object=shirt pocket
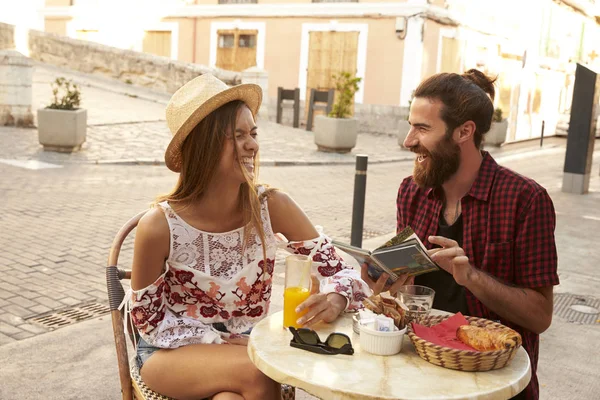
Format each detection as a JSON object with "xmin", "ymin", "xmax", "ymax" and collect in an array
[{"xmin": 481, "ymin": 241, "xmax": 514, "ymax": 283}]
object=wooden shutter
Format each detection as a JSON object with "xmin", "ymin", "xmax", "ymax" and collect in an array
[
  {"xmin": 306, "ymin": 31, "xmax": 359, "ymax": 117},
  {"xmin": 216, "ymin": 29, "xmax": 258, "ymax": 72},
  {"xmin": 143, "ymin": 31, "xmax": 172, "ymax": 58}
]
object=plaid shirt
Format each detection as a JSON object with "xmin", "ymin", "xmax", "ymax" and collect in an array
[{"xmin": 397, "ymin": 152, "xmax": 559, "ymax": 400}]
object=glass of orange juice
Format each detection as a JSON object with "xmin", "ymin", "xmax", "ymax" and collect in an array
[{"xmin": 283, "ymin": 254, "xmax": 313, "ymax": 329}]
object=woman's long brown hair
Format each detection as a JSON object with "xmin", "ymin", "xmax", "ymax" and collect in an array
[{"xmin": 155, "ymin": 100, "xmax": 271, "ymax": 262}]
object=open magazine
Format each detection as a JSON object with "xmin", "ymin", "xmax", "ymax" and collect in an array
[{"xmin": 332, "ymin": 227, "xmax": 439, "ymax": 285}]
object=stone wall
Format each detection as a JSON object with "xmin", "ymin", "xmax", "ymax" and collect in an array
[
  {"xmin": 0, "ymin": 22, "xmax": 15, "ymax": 50},
  {"xmin": 0, "ymin": 22, "xmax": 240, "ymax": 93},
  {"xmin": 268, "ymin": 100, "xmax": 408, "ymax": 137}
]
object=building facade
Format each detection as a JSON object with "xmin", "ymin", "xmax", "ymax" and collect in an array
[{"xmin": 38, "ymin": 0, "xmax": 600, "ymax": 141}]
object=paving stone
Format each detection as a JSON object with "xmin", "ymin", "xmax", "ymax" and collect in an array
[
  {"xmin": 0, "ymin": 323, "xmax": 22, "ymax": 336},
  {"xmin": 8, "ymin": 297, "xmax": 38, "ymax": 309},
  {"xmin": 11, "ymin": 331, "xmax": 35, "ymax": 340},
  {"xmin": 0, "ymin": 332, "xmax": 16, "ymax": 346},
  {"xmin": 0, "ymin": 313, "xmax": 25, "ymax": 326},
  {"xmin": 4, "ymin": 304, "xmax": 35, "ymax": 318},
  {"xmin": 29, "ymin": 304, "xmax": 52, "ymax": 315},
  {"xmin": 0, "ymin": 289, "xmax": 15, "ymax": 299},
  {"xmin": 59, "ymin": 297, "xmax": 82, "ymax": 307},
  {"xmin": 34, "ymin": 297, "xmax": 65, "ymax": 309},
  {"xmin": 17, "ymin": 323, "xmax": 48, "ymax": 335}
]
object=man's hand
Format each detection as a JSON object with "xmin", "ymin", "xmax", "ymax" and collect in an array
[
  {"xmin": 428, "ymin": 236, "xmax": 478, "ymax": 286},
  {"xmin": 295, "ymin": 292, "xmax": 347, "ymax": 328},
  {"xmin": 360, "ymin": 263, "xmax": 414, "ymax": 296}
]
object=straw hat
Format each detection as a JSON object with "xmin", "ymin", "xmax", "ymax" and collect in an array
[{"xmin": 164, "ymin": 73, "xmax": 262, "ymax": 172}]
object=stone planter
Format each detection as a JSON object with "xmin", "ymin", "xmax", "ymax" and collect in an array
[
  {"xmin": 37, "ymin": 108, "xmax": 87, "ymax": 152},
  {"xmin": 397, "ymin": 120, "xmax": 411, "ymax": 147},
  {"xmin": 313, "ymin": 115, "xmax": 358, "ymax": 153},
  {"xmin": 486, "ymin": 119, "xmax": 508, "ymax": 147}
]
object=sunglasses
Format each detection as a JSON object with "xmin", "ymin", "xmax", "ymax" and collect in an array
[{"xmin": 289, "ymin": 327, "xmax": 354, "ymax": 355}]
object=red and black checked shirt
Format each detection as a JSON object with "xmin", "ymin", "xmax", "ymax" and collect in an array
[{"xmin": 396, "ymin": 152, "xmax": 559, "ymax": 400}]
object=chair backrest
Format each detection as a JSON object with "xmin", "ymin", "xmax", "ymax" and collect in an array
[
  {"xmin": 106, "ymin": 210, "xmax": 148, "ymax": 400},
  {"xmin": 306, "ymin": 88, "xmax": 335, "ymax": 131},
  {"xmin": 276, "ymin": 87, "xmax": 300, "ymax": 128}
]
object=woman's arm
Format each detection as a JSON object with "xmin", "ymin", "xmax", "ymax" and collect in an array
[
  {"xmin": 268, "ymin": 190, "xmax": 318, "ymax": 241},
  {"xmin": 131, "ymin": 207, "xmax": 170, "ymax": 290},
  {"xmin": 128, "ymin": 208, "xmax": 172, "ymax": 342},
  {"xmin": 268, "ymin": 191, "xmax": 371, "ymax": 326}
]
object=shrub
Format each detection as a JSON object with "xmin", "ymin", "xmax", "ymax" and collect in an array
[
  {"xmin": 47, "ymin": 77, "xmax": 81, "ymax": 110},
  {"xmin": 493, "ymin": 107, "xmax": 503, "ymax": 122},
  {"xmin": 328, "ymin": 72, "xmax": 362, "ymax": 119}
]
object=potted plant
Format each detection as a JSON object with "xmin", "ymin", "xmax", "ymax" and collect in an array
[
  {"xmin": 37, "ymin": 77, "xmax": 87, "ymax": 152},
  {"xmin": 398, "ymin": 91, "xmax": 414, "ymax": 147},
  {"xmin": 485, "ymin": 107, "xmax": 508, "ymax": 146},
  {"xmin": 313, "ymin": 72, "xmax": 362, "ymax": 153}
]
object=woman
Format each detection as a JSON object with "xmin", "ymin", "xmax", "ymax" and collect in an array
[{"xmin": 126, "ymin": 74, "xmax": 371, "ymax": 400}]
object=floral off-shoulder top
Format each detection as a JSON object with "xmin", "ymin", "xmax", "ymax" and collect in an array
[{"xmin": 121, "ymin": 186, "xmax": 372, "ymax": 349}]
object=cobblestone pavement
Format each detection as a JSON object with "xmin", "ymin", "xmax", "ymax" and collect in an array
[
  {"xmin": 1, "ymin": 62, "xmax": 600, "ymax": 400},
  {"xmin": 3, "ymin": 63, "xmax": 532, "ymax": 167},
  {"xmin": 1, "ymin": 145, "xmax": 599, "ymax": 346},
  {"xmin": 0, "ymin": 63, "xmax": 410, "ymax": 166}
]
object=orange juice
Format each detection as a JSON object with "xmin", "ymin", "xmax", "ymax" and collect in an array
[{"xmin": 283, "ymin": 286, "xmax": 311, "ymax": 328}]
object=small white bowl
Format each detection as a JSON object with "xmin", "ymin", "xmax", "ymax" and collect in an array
[
  {"xmin": 352, "ymin": 313, "xmax": 361, "ymax": 335},
  {"xmin": 359, "ymin": 324, "xmax": 407, "ymax": 356}
]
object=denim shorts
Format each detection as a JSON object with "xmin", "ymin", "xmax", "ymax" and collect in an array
[{"xmin": 135, "ymin": 323, "xmax": 253, "ymax": 370}]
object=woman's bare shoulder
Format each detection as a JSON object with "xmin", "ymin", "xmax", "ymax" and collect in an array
[
  {"xmin": 265, "ymin": 189, "xmax": 293, "ymax": 206},
  {"xmin": 136, "ymin": 207, "xmax": 170, "ymax": 246},
  {"xmin": 266, "ymin": 190, "xmax": 317, "ymax": 240}
]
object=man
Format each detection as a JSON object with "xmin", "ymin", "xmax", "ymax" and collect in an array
[{"xmin": 361, "ymin": 69, "xmax": 558, "ymax": 400}]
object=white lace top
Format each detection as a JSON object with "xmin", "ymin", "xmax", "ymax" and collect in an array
[{"xmin": 122, "ymin": 186, "xmax": 371, "ymax": 349}]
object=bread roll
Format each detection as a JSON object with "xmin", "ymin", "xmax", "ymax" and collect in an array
[{"xmin": 456, "ymin": 325, "xmax": 522, "ymax": 351}]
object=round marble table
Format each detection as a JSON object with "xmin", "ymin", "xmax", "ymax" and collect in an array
[{"xmin": 248, "ymin": 310, "xmax": 531, "ymax": 400}]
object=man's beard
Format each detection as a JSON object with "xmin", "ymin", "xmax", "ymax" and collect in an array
[{"xmin": 411, "ymin": 134, "xmax": 461, "ymax": 188}]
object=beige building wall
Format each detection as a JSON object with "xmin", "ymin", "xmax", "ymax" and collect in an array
[
  {"xmin": 44, "ymin": 18, "xmax": 70, "ymax": 36},
  {"xmin": 190, "ymin": 16, "xmax": 403, "ymax": 105},
  {"xmin": 421, "ymin": 20, "xmax": 442, "ymax": 79},
  {"xmin": 166, "ymin": 18, "xmax": 195, "ymax": 63},
  {"xmin": 362, "ymin": 17, "xmax": 403, "ymax": 105},
  {"xmin": 44, "ymin": 0, "xmax": 71, "ymax": 6}
]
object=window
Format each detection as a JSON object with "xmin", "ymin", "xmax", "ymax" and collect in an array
[
  {"xmin": 216, "ymin": 29, "xmax": 258, "ymax": 71},
  {"xmin": 218, "ymin": 34, "xmax": 235, "ymax": 48},
  {"xmin": 238, "ymin": 34, "xmax": 256, "ymax": 48}
]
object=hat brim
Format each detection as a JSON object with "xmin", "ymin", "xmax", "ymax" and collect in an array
[{"xmin": 165, "ymin": 83, "xmax": 262, "ymax": 172}]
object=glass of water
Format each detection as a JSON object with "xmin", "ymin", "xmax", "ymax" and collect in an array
[{"xmin": 396, "ymin": 285, "xmax": 435, "ymax": 324}]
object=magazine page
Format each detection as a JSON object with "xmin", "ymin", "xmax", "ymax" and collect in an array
[
  {"xmin": 372, "ymin": 243, "xmax": 439, "ymax": 277},
  {"xmin": 331, "ymin": 240, "xmax": 397, "ymax": 284}
]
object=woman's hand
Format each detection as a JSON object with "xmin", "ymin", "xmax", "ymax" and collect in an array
[
  {"xmin": 224, "ymin": 335, "xmax": 249, "ymax": 346},
  {"xmin": 295, "ymin": 292, "xmax": 347, "ymax": 328},
  {"xmin": 360, "ymin": 263, "xmax": 414, "ymax": 296}
]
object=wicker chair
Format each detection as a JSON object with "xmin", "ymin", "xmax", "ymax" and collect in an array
[{"xmin": 106, "ymin": 211, "xmax": 295, "ymax": 400}]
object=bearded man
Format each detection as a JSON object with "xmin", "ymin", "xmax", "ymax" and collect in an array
[{"xmin": 361, "ymin": 69, "xmax": 558, "ymax": 400}]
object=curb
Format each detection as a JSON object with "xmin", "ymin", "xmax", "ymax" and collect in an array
[{"xmin": 28, "ymin": 143, "xmax": 565, "ymax": 168}]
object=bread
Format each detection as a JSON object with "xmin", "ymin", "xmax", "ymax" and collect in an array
[{"xmin": 456, "ymin": 325, "xmax": 522, "ymax": 351}]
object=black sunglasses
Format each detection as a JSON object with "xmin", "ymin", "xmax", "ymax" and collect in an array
[{"xmin": 289, "ymin": 327, "xmax": 354, "ymax": 355}]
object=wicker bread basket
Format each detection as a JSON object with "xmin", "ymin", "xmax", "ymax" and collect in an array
[{"xmin": 407, "ymin": 315, "xmax": 522, "ymax": 372}]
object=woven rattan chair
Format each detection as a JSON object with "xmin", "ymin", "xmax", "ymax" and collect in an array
[{"xmin": 106, "ymin": 210, "xmax": 295, "ymax": 400}]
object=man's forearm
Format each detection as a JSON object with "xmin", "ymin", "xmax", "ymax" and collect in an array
[{"xmin": 466, "ymin": 269, "xmax": 552, "ymax": 334}]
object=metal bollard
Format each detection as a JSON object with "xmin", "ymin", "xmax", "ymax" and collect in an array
[
  {"xmin": 540, "ymin": 120, "xmax": 545, "ymax": 147},
  {"xmin": 350, "ymin": 155, "xmax": 368, "ymax": 248}
]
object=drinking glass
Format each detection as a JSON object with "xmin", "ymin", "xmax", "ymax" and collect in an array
[
  {"xmin": 396, "ymin": 285, "xmax": 435, "ymax": 324},
  {"xmin": 283, "ymin": 255, "xmax": 313, "ymax": 328}
]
